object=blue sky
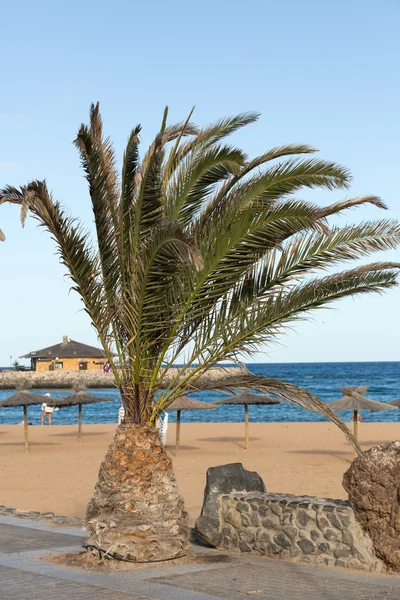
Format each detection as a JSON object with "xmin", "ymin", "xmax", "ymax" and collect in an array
[{"xmin": 0, "ymin": 0, "xmax": 399, "ymax": 365}]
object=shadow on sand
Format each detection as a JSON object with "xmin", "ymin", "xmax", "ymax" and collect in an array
[
  {"xmin": 166, "ymin": 445, "xmax": 198, "ymax": 452},
  {"xmin": 198, "ymin": 436, "xmax": 261, "ymax": 443},
  {"xmin": 286, "ymin": 449, "xmax": 353, "ymax": 464},
  {"xmin": 49, "ymin": 431, "xmax": 109, "ymax": 438},
  {"xmin": 361, "ymin": 440, "xmax": 395, "ymax": 446},
  {"xmin": 198, "ymin": 436, "xmax": 261, "ymax": 449},
  {"xmin": 0, "ymin": 441, "xmax": 60, "ymax": 447}
]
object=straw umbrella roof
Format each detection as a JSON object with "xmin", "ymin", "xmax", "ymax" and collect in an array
[
  {"xmin": 330, "ymin": 387, "xmax": 397, "ymax": 412},
  {"xmin": 168, "ymin": 396, "xmax": 217, "ymax": 411},
  {"xmin": 47, "ymin": 389, "xmax": 114, "ymax": 442},
  {"xmin": 217, "ymin": 392, "xmax": 280, "ymax": 450},
  {"xmin": 47, "ymin": 390, "xmax": 114, "ymax": 407},
  {"xmin": 217, "ymin": 392, "xmax": 281, "ymax": 406},
  {"xmin": 0, "ymin": 388, "xmax": 45, "ymax": 453},
  {"xmin": 167, "ymin": 396, "xmax": 217, "ymax": 454},
  {"xmin": 389, "ymin": 398, "xmax": 400, "ymax": 408},
  {"xmin": 0, "ymin": 390, "xmax": 45, "ymax": 407}
]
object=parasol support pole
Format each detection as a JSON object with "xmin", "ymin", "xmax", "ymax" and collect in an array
[
  {"xmin": 176, "ymin": 410, "xmax": 181, "ymax": 454},
  {"xmin": 78, "ymin": 404, "xmax": 82, "ymax": 442},
  {"xmin": 353, "ymin": 410, "xmax": 358, "ymax": 455},
  {"xmin": 353, "ymin": 410, "xmax": 358, "ymax": 440},
  {"xmin": 245, "ymin": 405, "xmax": 249, "ymax": 449},
  {"xmin": 23, "ymin": 406, "xmax": 29, "ymax": 453}
]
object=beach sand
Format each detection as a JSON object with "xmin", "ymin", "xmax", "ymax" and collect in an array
[{"xmin": 0, "ymin": 422, "xmax": 398, "ymax": 525}]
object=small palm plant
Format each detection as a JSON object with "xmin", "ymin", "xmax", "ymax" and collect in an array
[{"xmin": 1, "ymin": 104, "xmax": 399, "ymax": 562}]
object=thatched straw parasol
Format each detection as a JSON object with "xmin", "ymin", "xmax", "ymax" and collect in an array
[
  {"xmin": 168, "ymin": 396, "xmax": 218, "ymax": 454},
  {"xmin": 217, "ymin": 392, "xmax": 281, "ymax": 449},
  {"xmin": 389, "ymin": 398, "xmax": 400, "ymax": 408},
  {"xmin": 330, "ymin": 386, "xmax": 397, "ymax": 443},
  {"xmin": 0, "ymin": 386, "xmax": 45, "ymax": 452},
  {"xmin": 48, "ymin": 389, "xmax": 114, "ymax": 441}
]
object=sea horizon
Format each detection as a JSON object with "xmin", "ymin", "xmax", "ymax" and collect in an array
[
  {"xmin": 0, "ymin": 361, "xmax": 398, "ymax": 426},
  {"xmin": 2, "ymin": 360, "xmax": 400, "ymax": 370}
]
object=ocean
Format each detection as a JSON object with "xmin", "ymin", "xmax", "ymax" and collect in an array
[{"xmin": 0, "ymin": 362, "xmax": 399, "ymax": 426}]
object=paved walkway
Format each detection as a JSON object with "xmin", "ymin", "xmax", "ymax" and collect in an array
[{"xmin": 1, "ymin": 516, "xmax": 400, "ymax": 600}]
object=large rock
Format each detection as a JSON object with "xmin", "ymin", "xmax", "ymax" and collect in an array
[
  {"xmin": 195, "ymin": 463, "xmax": 266, "ymax": 546},
  {"xmin": 343, "ymin": 441, "xmax": 400, "ymax": 570}
]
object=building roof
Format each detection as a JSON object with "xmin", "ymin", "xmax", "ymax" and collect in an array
[{"xmin": 20, "ymin": 337, "xmax": 106, "ymax": 359}]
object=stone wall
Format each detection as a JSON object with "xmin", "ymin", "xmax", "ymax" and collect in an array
[
  {"xmin": 219, "ymin": 492, "xmax": 384, "ymax": 573},
  {"xmin": 0, "ymin": 366, "xmax": 245, "ymax": 389}
]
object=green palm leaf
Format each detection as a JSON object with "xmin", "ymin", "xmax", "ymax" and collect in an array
[{"xmin": 2, "ymin": 104, "xmax": 400, "ymax": 455}]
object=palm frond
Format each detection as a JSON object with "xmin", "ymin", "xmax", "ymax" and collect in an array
[
  {"xmin": 156, "ymin": 371, "xmax": 360, "ymax": 452},
  {"xmin": 197, "ymin": 154, "xmax": 350, "ymax": 232},
  {"xmin": 74, "ymin": 103, "xmax": 120, "ymax": 303},
  {"xmin": 165, "ymin": 144, "xmax": 246, "ymax": 224},
  {"xmin": 0, "ymin": 181, "xmax": 115, "ymax": 362},
  {"xmin": 2, "ymin": 104, "xmax": 400, "ymax": 437},
  {"xmin": 318, "ymin": 195, "xmax": 387, "ymax": 218},
  {"xmin": 209, "ymin": 263, "xmax": 400, "ymax": 361},
  {"xmin": 237, "ymin": 220, "xmax": 400, "ymax": 299}
]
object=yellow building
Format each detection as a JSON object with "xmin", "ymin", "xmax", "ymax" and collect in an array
[{"xmin": 21, "ymin": 336, "xmax": 106, "ymax": 371}]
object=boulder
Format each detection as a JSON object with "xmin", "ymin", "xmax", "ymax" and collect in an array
[
  {"xmin": 343, "ymin": 441, "xmax": 400, "ymax": 570},
  {"xmin": 195, "ymin": 463, "xmax": 266, "ymax": 546}
]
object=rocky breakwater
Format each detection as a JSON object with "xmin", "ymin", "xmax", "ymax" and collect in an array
[
  {"xmin": 0, "ymin": 366, "xmax": 246, "ymax": 390},
  {"xmin": 0, "ymin": 370, "xmax": 116, "ymax": 389}
]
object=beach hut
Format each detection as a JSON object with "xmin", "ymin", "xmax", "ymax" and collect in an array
[
  {"xmin": 0, "ymin": 390, "xmax": 45, "ymax": 452},
  {"xmin": 217, "ymin": 392, "xmax": 281, "ymax": 449},
  {"xmin": 168, "ymin": 396, "xmax": 218, "ymax": 454},
  {"xmin": 329, "ymin": 386, "xmax": 397, "ymax": 443},
  {"xmin": 48, "ymin": 390, "xmax": 114, "ymax": 441}
]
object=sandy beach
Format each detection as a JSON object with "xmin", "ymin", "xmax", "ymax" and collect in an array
[{"xmin": 0, "ymin": 422, "xmax": 398, "ymax": 525}]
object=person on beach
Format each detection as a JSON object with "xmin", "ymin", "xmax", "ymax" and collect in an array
[
  {"xmin": 41, "ymin": 393, "xmax": 55, "ymax": 425},
  {"xmin": 352, "ymin": 412, "xmax": 362, "ymax": 423},
  {"xmin": 103, "ymin": 361, "xmax": 110, "ymax": 375}
]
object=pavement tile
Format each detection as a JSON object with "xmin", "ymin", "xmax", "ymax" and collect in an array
[
  {"xmin": 152, "ymin": 561, "xmax": 400, "ymax": 600},
  {"xmin": 0, "ymin": 522, "xmax": 85, "ymax": 554},
  {"xmin": 2, "ymin": 520, "xmax": 400, "ymax": 600},
  {"xmin": 0, "ymin": 565, "xmax": 156, "ymax": 600}
]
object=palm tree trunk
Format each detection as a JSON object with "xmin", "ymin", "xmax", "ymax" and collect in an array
[{"xmin": 85, "ymin": 424, "xmax": 189, "ymax": 562}]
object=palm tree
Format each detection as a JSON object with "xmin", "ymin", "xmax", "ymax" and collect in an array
[{"xmin": 1, "ymin": 104, "xmax": 400, "ymax": 562}]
